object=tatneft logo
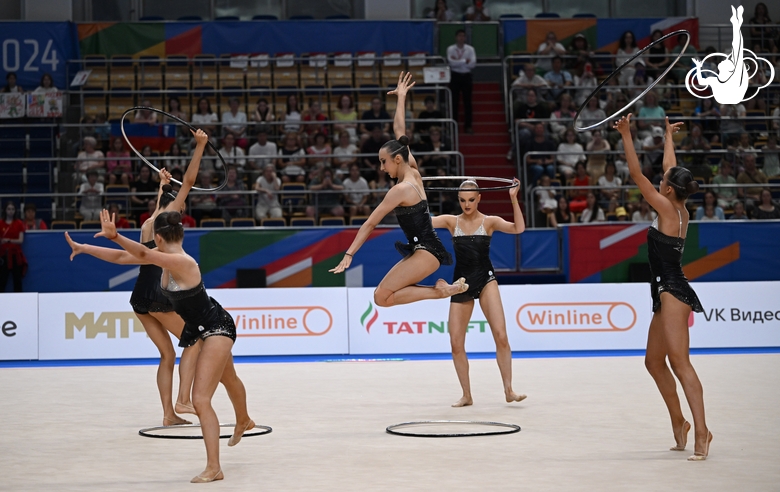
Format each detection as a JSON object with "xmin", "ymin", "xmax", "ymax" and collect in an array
[
  {"xmin": 359, "ymin": 302, "xmax": 491, "ymax": 335},
  {"xmin": 65, "ymin": 312, "xmax": 146, "ymax": 339},
  {"xmin": 228, "ymin": 306, "xmax": 333, "ymax": 337},
  {"xmin": 516, "ymin": 302, "xmax": 637, "ymax": 333},
  {"xmin": 685, "ymin": 5, "xmax": 775, "ymax": 104}
]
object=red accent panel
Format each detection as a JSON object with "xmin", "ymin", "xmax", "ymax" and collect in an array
[
  {"xmin": 568, "ymin": 225, "xmax": 648, "ymax": 283},
  {"xmin": 165, "ymin": 26, "xmax": 202, "ymax": 57}
]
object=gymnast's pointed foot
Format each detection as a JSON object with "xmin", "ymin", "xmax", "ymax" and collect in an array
[
  {"xmin": 670, "ymin": 420, "xmax": 691, "ymax": 451},
  {"xmin": 688, "ymin": 431, "xmax": 713, "ymax": 461},
  {"xmin": 228, "ymin": 419, "xmax": 255, "ymax": 447},
  {"xmin": 190, "ymin": 468, "xmax": 223, "ymax": 483},
  {"xmin": 176, "ymin": 401, "xmax": 196, "ymax": 415},
  {"xmin": 163, "ymin": 414, "xmax": 192, "ymax": 426},
  {"xmin": 435, "ymin": 278, "xmax": 469, "ymax": 298},
  {"xmin": 452, "ymin": 395, "xmax": 473, "ymax": 407},
  {"xmin": 505, "ymin": 391, "xmax": 527, "ymax": 404}
]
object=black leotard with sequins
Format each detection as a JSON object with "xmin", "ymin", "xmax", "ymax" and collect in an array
[
  {"xmin": 129, "ymin": 240, "xmax": 174, "ymax": 315},
  {"xmin": 393, "ymin": 182, "xmax": 452, "ymax": 266},
  {"xmin": 161, "ymin": 278, "xmax": 237, "ymax": 348},
  {"xmin": 450, "ymin": 216, "xmax": 496, "ymax": 303}
]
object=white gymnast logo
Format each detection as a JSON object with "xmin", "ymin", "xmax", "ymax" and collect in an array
[{"xmin": 685, "ymin": 5, "xmax": 775, "ymax": 104}]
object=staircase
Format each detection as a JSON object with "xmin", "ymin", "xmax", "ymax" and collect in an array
[{"xmin": 457, "ymin": 81, "xmax": 517, "ymax": 218}]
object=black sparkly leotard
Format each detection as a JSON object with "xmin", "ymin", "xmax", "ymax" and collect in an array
[
  {"xmin": 450, "ymin": 215, "xmax": 497, "ymax": 303},
  {"xmin": 394, "ymin": 182, "xmax": 452, "ymax": 266},
  {"xmin": 647, "ymin": 209, "xmax": 703, "ymax": 313},
  {"xmin": 161, "ymin": 275, "xmax": 237, "ymax": 348},
  {"xmin": 129, "ymin": 240, "xmax": 174, "ymax": 315}
]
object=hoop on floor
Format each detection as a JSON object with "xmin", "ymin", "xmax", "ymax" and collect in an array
[
  {"xmin": 138, "ymin": 423, "xmax": 272, "ymax": 440},
  {"xmin": 420, "ymin": 176, "xmax": 519, "ymax": 192},
  {"xmin": 573, "ymin": 30, "xmax": 691, "ymax": 132},
  {"xmin": 120, "ymin": 107, "xmax": 229, "ymax": 191},
  {"xmin": 386, "ymin": 420, "xmax": 521, "ymax": 438}
]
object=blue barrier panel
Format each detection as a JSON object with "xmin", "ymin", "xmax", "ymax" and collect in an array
[{"xmin": 520, "ymin": 229, "xmax": 558, "ymax": 270}]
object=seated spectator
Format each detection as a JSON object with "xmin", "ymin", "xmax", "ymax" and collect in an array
[
  {"xmin": 22, "ymin": 203, "xmax": 47, "ymax": 230},
  {"xmin": 134, "ymin": 101, "xmax": 158, "ymax": 125},
  {"xmin": 699, "ymin": 202, "xmax": 721, "ymax": 221},
  {"xmin": 567, "ymin": 33, "xmax": 593, "ymax": 73},
  {"xmin": 514, "ymin": 88, "xmax": 551, "ymax": 147},
  {"xmin": 636, "ymin": 91, "xmax": 665, "ymax": 139},
  {"xmin": 333, "ymin": 130, "xmax": 358, "ymax": 178},
  {"xmin": 536, "ymin": 32, "xmax": 567, "ymax": 73},
  {"xmin": 106, "ymin": 138, "xmax": 133, "ymax": 185},
  {"xmin": 107, "ymin": 203, "xmax": 131, "ymax": 229},
  {"xmin": 573, "ymin": 62, "xmax": 597, "ymax": 107},
  {"xmin": 254, "ymin": 164, "xmax": 283, "ymax": 220},
  {"xmin": 360, "ymin": 126, "xmax": 389, "ymax": 182},
  {"xmin": 251, "ymin": 98, "xmax": 275, "ymax": 128},
  {"xmin": 139, "ymin": 144, "xmax": 158, "ymax": 170},
  {"xmin": 139, "ymin": 198, "xmax": 156, "ymax": 226},
  {"xmin": 680, "ymin": 123, "xmax": 713, "ymax": 181},
  {"xmin": 165, "ymin": 141, "xmax": 189, "ymax": 173},
  {"xmin": 762, "ymin": 134, "xmax": 780, "ymax": 177},
  {"xmin": 1, "ymin": 72, "xmax": 23, "ymax": 93},
  {"xmin": 543, "ymin": 56, "xmax": 573, "ymax": 102},
  {"xmin": 464, "ymin": 0, "xmax": 491, "ymax": 21},
  {"xmin": 332, "ymin": 94, "xmax": 358, "ymax": 143},
  {"xmin": 189, "ymin": 171, "xmax": 220, "ymax": 223},
  {"xmin": 416, "ymin": 96, "xmax": 444, "ymax": 136},
  {"xmin": 370, "ymin": 171, "xmax": 393, "ymax": 206},
  {"xmin": 417, "ymin": 126, "xmax": 451, "ymax": 173},
  {"xmin": 343, "ymin": 163, "xmax": 371, "ymax": 217},
  {"xmin": 550, "ymin": 196, "xmax": 575, "ymax": 226},
  {"xmin": 568, "ymin": 162, "xmax": 590, "ymax": 213},
  {"xmin": 78, "ymin": 171, "xmax": 104, "ymax": 220},
  {"xmin": 575, "ymin": 96, "xmax": 606, "ymax": 138},
  {"xmin": 130, "ymin": 165, "xmax": 158, "ymax": 222},
  {"xmin": 624, "ymin": 173, "xmax": 643, "ymax": 209},
  {"xmin": 550, "ymin": 93, "xmax": 577, "ymax": 140},
  {"xmin": 614, "ymin": 122, "xmax": 641, "ymax": 181},
  {"xmin": 281, "ymin": 94, "xmax": 302, "ymax": 134},
  {"xmin": 248, "ymin": 127, "xmax": 278, "ymax": 180},
  {"xmin": 632, "ymin": 196, "xmax": 657, "ymax": 222},
  {"xmin": 720, "ymin": 103, "xmax": 747, "ymax": 145},
  {"xmin": 200, "ymin": 134, "xmax": 218, "ymax": 173},
  {"xmin": 737, "ymin": 153, "xmax": 768, "ymax": 207},
  {"xmin": 753, "ymin": 188, "xmax": 780, "ymax": 220},
  {"xmin": 217, "ymin": 133, "xmax": 247, "ymax": 172},
  {"xmin": 645, "ymin": 29, "xmax": 670, "ymax": 79},
  {"xmin": 359, "ymin": 97, "xmax": 391, "ymax": 142},
  {"xmin": 427, "ymin": 0, "xmax": 454, "ymax": 21},
  {"xmin": 728, "ymin": 200, "xmax": 749, "ymax": 220},
  {"xmin": 580, "ymin": 191, "xmax": 605, "ymax": 223},
  {"xmin": 306, "ymin": 167, "xmax": 345, "ymax": 218},
  {"xmin": 191, "ymin": 97, "xmax": 219, "ymax": 137},
  {"xmin": 748, "ymin": 3, "xmax": 778, "ymax": 52},
  {"xmin": 301, "ymin": 99, "xmax": 328, "ymax": 145},
  {"xmin": 221, "ymin": 97, "xmax": 248, "ymax": 147},
  {"xmin": 525, "ymin": 123, "xmax": 556, "ymax": 186},
  {"xmin": 218, "ymin": 166, "xmax": 249, "ymax": 219},
  {"xmin": 627, "ymin": 61, "xmax": 654, "ymax": 103},
  {"xmin": 772, "ymin": 105, "xmax": 780, "ymax": 139},
  {"xmin": 586, "ymin": 130, "xmax": 611, "ymax": 182},
  {"xmin": 712, "ymin": 160, "xmax": 738, "ymax": 209},
  {"xmin": 33, "ymin": 73, "xmax": 57, "ymax": 93},
  {"xmin": 734, "ymin": 132, "xmax": 756, "ymax": 157},
  {"xmin": 695, "ymin": 191, "xmax": 725, "ymax": 220},
  {"xmin": 307, "ymin": 132, "xmax": 332, "ymax": 176},
  {"xmin": 615, "ymin": 31, "xmax": 639, "ymax": 86},
  {"xmin": 276, "ymin": 131, "xmax": 307, "ymax": 183},
  {"xmin": 694, "ymin": 98, "xmax": 721, "ymax": 143},
  {"xmin": 535, "ymin": 174, "xmax": 558, "ymax": 226},
  {"xmin": 181, "ymin": 203, "xmax": 197, "ymax": 228},
  {"xmin": 165, "ymin": 96, "xmax": 188, "ymax": 123},
  {"xmin": 556, "ymin": 127, "xmax": 585, "ymax": 180},
  {"xmin": 598, "ymin": 161, "xmax": 622, "ymax": 204},
  {"xmin": 75, "ymin": 136, "xmax": 105, "ymax": 185},
  {"xmin": 615, "ymin": 206, "xmax": 629, "ymax": 221},
  {"xmin": 511, "ymin": 64, "xmax": 548, "ymax": 104},
  {"xmin": 641, "ymin": 126, "xmax": 666, "ymax": 173}
]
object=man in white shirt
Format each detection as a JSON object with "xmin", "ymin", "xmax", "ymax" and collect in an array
[
  {"xmin": 536, "ymin": 32, "xmax": 567, "ymax": 72},
  {"xmin": 217, "ymin": 133, "xmax": 246, "ymax": 172},
  {"xmin": 447, "ymin": 29, "xmax": 477, "ymax": 134},
  {"xmin": 221, "ymin": 97, "xmax": 248, "ymax": 147},
  {"xmin": 247, "ymin": 127, "xmax": 277, "ymax": 181},
  {"xmin": 511, "ymin": 63, "xmax": 549, "ymax": 104},
  {"xmin": 254, "ymin": 164, "xmax": 283, "ymax": 220},
  {"xmin": 342, "ymin": 163, "xmax": 371, "ymax": 217}
]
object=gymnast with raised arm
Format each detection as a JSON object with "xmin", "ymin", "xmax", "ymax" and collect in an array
[
  {"xmin": 431, "ymin": 179, "xmax": 527, "ymax": 407},
  {"xmin": 330, "ymin": 72, "xmax": 468, "ymax": 304},
  {"xmin": 614, "ymin": 114, "xmax": 711, "ymax": 461}
]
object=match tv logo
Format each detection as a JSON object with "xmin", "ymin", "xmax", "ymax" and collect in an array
[
  {"xmin": 516, "ymin": 302, "xmax": 637, "ymax": 333},
  {"xmin": 685, "ymin": 5, "xmax": 775, "ymax": 104}
]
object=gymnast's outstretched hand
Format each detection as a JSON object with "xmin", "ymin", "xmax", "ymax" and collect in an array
[
  {"xmin": 665, "ymin": 116, "xmax": 684, "ymax": 136},
  {"xmin": 95, "ymin": 209, "xmax": 118, "ymax": 240},
  {"xmin": 159, "ymin": 167, "xmax": 172, "ymax": 185},
  {"xmin": 613, "ymin": 113, "xmax": 632, "ymax": 135},
  {"xmin": 387, "ymin": 71, "xmax": 415, "ymax": 98},
  {"xmin": 329, "ymin": 254, "xmax": 353, "ymax": 274},
  {"xmin": 64, "ymin": 232, "xmax": 83, "ymax": 261}
]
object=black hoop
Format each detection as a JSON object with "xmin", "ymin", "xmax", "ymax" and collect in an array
[
  {"xmin": 573, "ymin": 30, "xmax": 691, "ymax": 132},
  {"xmin": 386, "ymin": 420, "xmax": 521, "ymax": 438},
  {"xmin": 138, "ymin": 423, "xmax": 272, "ymax": 440},
  {"xmin": 120, "ymin": 107, "xmax": 229, "ymax": 191},
  {"xmin": 421, "ymin": 176, "xmax": 519, "ymax": 192}
]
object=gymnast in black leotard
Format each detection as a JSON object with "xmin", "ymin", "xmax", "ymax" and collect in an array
[
  {"xmin": 330, "ymin": 71, "xmax": 468, "ymax": 306},
  {"xmin": 616, "ymin": 113, "xmax": 712, "ymax": 461},
  {"xmin": 431, "ymin": 179, "xmax": 527, "ymax": 407}
]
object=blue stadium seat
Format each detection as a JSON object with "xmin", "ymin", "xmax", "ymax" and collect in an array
[
  {"xmin": 178, "ymin": 15, "xmax": 202, "ymax": 21},
  {"xmin": 573, "ymin": 13, "xmax": 596, "ymax": 18},
  {"xmin": 26, "ymin": 161, "xmax": 53, "ymax": 192},
  {"xmin": 261, "ymin": 218, "xmax": 286, "ymax": 227},
  {"xmin": 215, "ymin": 16, "xmax": 240, "ymax": 21},
  {"xmin": 499, "ymin": 14, "xmax": 524, "ymax": 19},
  {"xmin": 290, "ymin": 217, "xmax": 315, "ymax": 227},
  {"xmin": 51, "ymin": 221, "xmax": 77, "ymax": 230},
  {"xmin": 535, "ymin": 12, "xmax": 560, "ymax": 18},
  {"xmin": 326, "ymin": 15, "xmax": 350, "ymax": 19},
  {"xmin": 289, "ymin": 15, "xmax": 314, "ymax": 20},
  {"xmin": 201, "ymin": 218, "xmax": 226, "ymax": 227},
  {"xmin": 253, "ymin": 15, "xmax": 278, "ymax": 20},
  {"xmin": 230, "ymin": 218, "xmax": 256, "ymax": 227},
  {"xmin": 320, "ymin": 217, "xmax": 345, "ymax": 226}
]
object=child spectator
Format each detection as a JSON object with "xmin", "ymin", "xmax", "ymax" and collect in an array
[
  {"xmin": 22, "ymin": 203, "xmax": 47, "ymax": 230},
  {"xmin": 33, "ymin": 73, "xmax": 57, "ymax": 94},
  {"xmin": 729, "ymin": 200, "xmax": 749, "ymax": 220},
  {"xmin": 695, "ymin": 191, "xmax": 725, "ymax": 220}
]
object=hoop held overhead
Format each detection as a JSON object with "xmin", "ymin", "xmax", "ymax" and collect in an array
[
  {"xmin": 120, "ymin": 107, "xmax": 229, "ymax": 192},
  {"xmin": 573, "ymin": 30, "xmax": 691, "ymax": 132},
  {"xmin": 138, "ymin": 423, "xmax": 272, "ymax": 440},
  {"xmin": 386, "ymin": 420, "xmax": 521, "ymax": 438},
  {"xmin": 420, "ymin": 176, "xmax": 520, "ymax": 192}
]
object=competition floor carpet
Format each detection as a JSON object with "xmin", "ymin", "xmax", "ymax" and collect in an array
[{"xmin": 1, "ymin": 353, "xmax": 778, "ymax": 491}]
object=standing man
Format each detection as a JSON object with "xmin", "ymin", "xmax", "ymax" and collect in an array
[{"xmin": 447, "ymin": 29, "xmax": 477, "ymax": 134}]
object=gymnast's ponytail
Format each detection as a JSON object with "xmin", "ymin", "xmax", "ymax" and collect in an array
[
  {"xmin": 154, "ymin": 211, "xmax": 184, "ymax": 242},
  {"xmin": 381, "ymin": 136, "xmax": 410, "ymax": 162},
  {"xmin": 667, "ymin": 167, "xmax": 698, "ymax": 200}
]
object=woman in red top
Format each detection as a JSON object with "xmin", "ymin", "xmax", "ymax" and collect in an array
[
  {"xmin": 0, "ymin": 201, "xmax": 26, "ymax": 292},
  {"xmin": 568, "ymin": 161, "xmax": 591, "ymax": 213}
]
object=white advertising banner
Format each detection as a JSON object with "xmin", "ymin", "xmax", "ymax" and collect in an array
[
  {"xmin": 213, "ymin": 287, "xmax": 349, "ymax": 356},
  {"xmin": 38, "ymin": 292, "xmax": 176, "ymax": 360},
  {"xmin": 0, "ymin": 293, "xmax": 39, "ymax": 360}
]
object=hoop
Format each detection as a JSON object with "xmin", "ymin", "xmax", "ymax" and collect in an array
[
  {"xmin": 386, "ymin": 420, "xmax": 521, "ymax": 438},
  {"xmin": 573, "ymin": 30, "xmax": 691, "ymax": 132},
  {"xmin": 138, "ymin": 423, "xmax": 272, "ymax": 440},
  {"xmin": 120, "ymin": 107, "xmax": 229, "ymax": 191},
  {"xmin": 420, "ymin": 176, "xmax": 519, "ymax": 192}
]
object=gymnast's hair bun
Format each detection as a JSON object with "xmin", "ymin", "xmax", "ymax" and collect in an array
[
  {"xmin": 686, "ymin": 180, "xmax": 700, "ymax": 194},
  {"xmin": 167, "ymin": 211, "xmax": 182, "ymax": 225},
  {"xmin": 398, "ymin": 135, "xmax": 410, "ymax": 146},
  {"xmin": 162, "ymin": 184, "xmax": 173, "ymax": 193}
]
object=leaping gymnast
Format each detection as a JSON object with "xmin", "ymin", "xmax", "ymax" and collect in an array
[{"xmin": 330, "ymin": 72, "xmax": 468, "ymax": 304}]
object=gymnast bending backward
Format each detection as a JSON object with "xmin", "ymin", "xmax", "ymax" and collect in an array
[
  {"xmin": 614, "ymin": 114, "xmax": 711, "ymax": 461},
  {"xmin": 430, "ymin": 178, "xmax": 527, "ymax": 407},
  {"xmin": 330, "ymin": 72, "xmax": 468, "ymax": 304}
]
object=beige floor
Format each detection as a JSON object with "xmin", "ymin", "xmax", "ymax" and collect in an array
[{"xmin": 1, "ymin": 353, "xmax": 779, "ymax": 491}]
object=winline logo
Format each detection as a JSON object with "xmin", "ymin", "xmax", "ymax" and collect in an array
[
  {"xmin": 516, "ymin": 302, "xmax": 637, "ymax": 333},
  {"xmin": 229, "ymin": 306, "xmax": 333, "ymax": 337},
  {"xmin": 360, "ymin": 302, "xmax": 490, "ymax": 335}
]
